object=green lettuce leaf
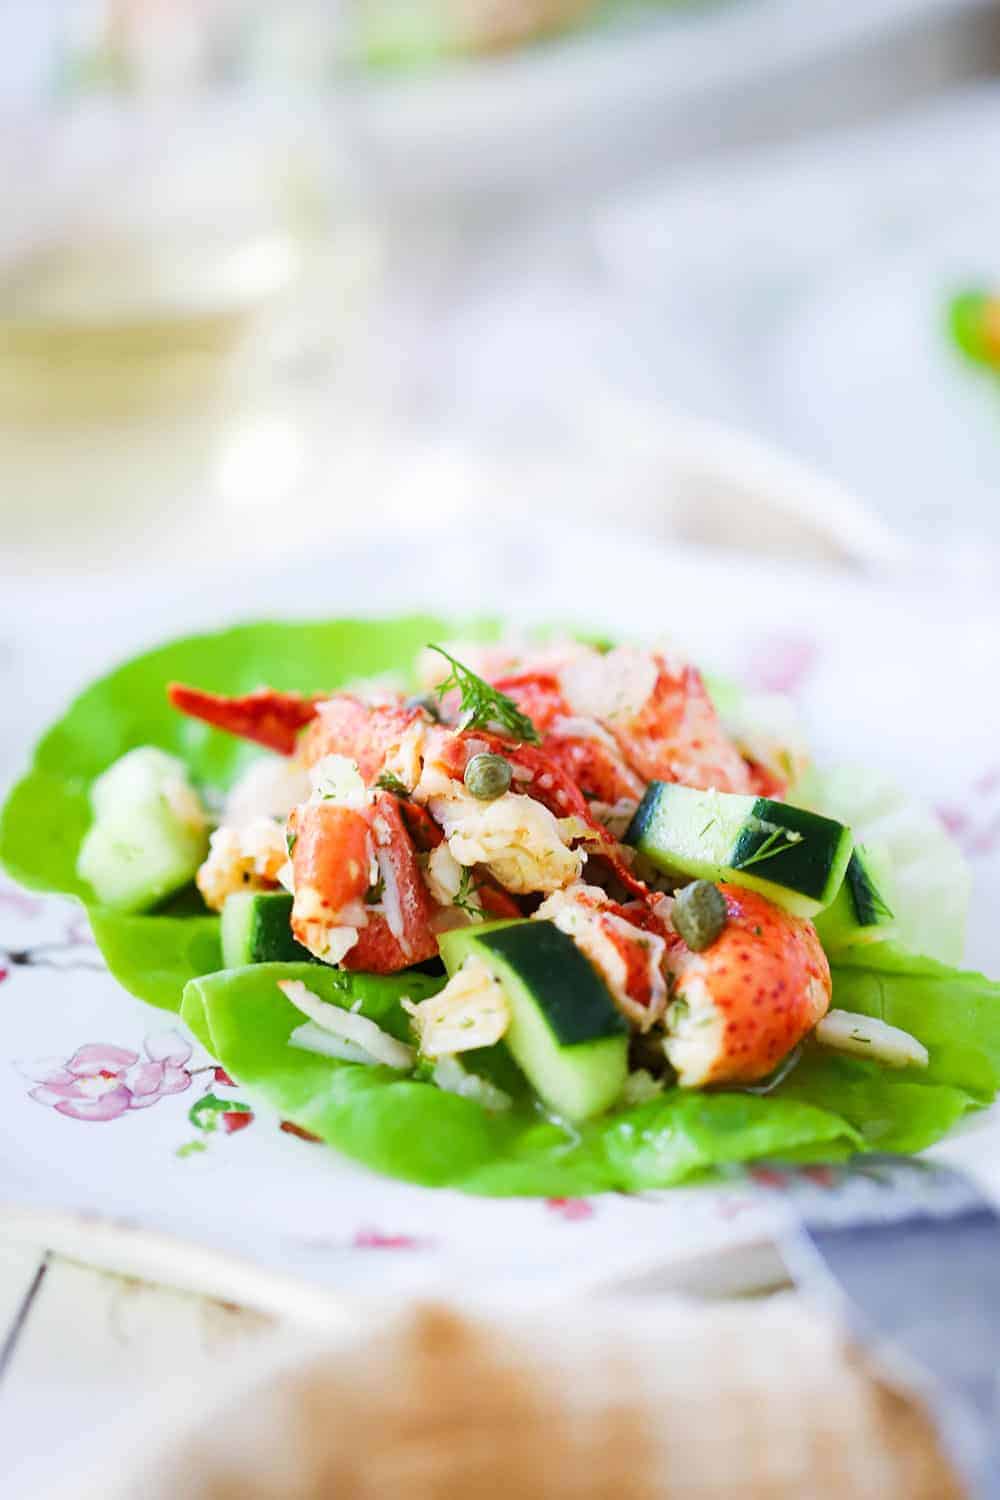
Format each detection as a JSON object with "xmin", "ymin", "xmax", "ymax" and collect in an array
[
  {"xmin": 807, "ymin": 763, "xmax": 970, "ymax": 966},
  {"xmin": 89, "ymin": 909, "xmax": 223, "ymax": 1015},
  {"xmin": 5, "ymin": 616, "xmax": 1000, "ymax": 1195},
  {"xmin": 183, "ymin": 963, "xmax": 863, "ymax": 1194},
  {"xmin": 1, "ymin": 615, "xmax": 481, "ymax": 1010},
  {"xmin": 828, "ymin": 944, "xmax": 1000, "ymax": 1100},
  {"xmin": 181, "ymin": 951, "xmax": 1000, "ymax": 1193},
  {"xmin": 1, "ymin": 616, "xmax": 459, "ymax": 898}
]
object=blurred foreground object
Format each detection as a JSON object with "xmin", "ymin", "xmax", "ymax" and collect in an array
[
  {"xmin": 74, "ymin": 1297, "xmax": 959, "ymax": 1500},
  {"xmin": 597, "ymin": 83, "xmax": 1000, "ymax": 563}
]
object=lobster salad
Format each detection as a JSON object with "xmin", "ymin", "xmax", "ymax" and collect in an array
[{"xmin": 3, "ymin": 618, "xmax": 997, "ymax": 1194}]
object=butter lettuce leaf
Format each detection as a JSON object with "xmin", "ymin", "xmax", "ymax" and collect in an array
[
  {"xmin": 183, "ymin": 963, "xmax": 862, "ymax": 1195},
  {"xmin": 4, "ymin": 617, "xmax": 1000, "ymax": 1194},
  {"xmin": 1, "ymin": 615, "xmax": 472, "ymax": 1009},
  {"xmin": 179, "ymin": 951, "xmax": 999, "ymax": 1194}
]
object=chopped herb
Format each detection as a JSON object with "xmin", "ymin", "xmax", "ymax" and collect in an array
[
  {"xmin": 733, "ymin": 822, "xmax": 804, "ymax": 871},
  {"xmin": 375, "ymin": 770, "xmax": 410, "ymax": 799},
  {"xmin": 666, "ymin": 997, "xmax": 689, "ymax": 1029},
  {"xmin": 286, "ymin": 830, "xmax": 297, "ymax": 856},
  {"xmin": 698, "ymin": 817, "xmax": 717, "ymax": 838},
  {"xmin": 752, "ymin": 925, "xmax": 763, "ymax": 937},
  {"xmin": 868, "ymin": 887, "xmax": 895, "ymax": 921},
  {"xmin": 365, "ymin": 875, "xmax": 386, "ymax": 905},
  {"xmin": 427, "ymin": 644, "xmax": 540, "ymax": 743},
  {"xmin": 452, "ymin": 865, "xmax": 484, "ymax": 921}
]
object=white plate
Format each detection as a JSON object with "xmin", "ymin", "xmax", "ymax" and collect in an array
[
  {"xmin": 345, "ymin": 0, "xmax": 989, "ymax": 201},
  {"xmin": 3, "ymin": 524, "xmax": 1000, "ymax": 1314}
]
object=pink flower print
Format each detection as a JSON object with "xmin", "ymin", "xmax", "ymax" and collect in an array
[
  {"xmin": 65, "ymin": 913, "xmax": 97, "ymax": 948},
  {"xmin": 545, "ymin": 1197, "xmax": 594, "ymax": 1222},
  {"xmin": 974, "ymin": 767, "xmax": 1000, "ymax": 797},
  {"xmin": 936, "ymin": 768, "xmax": 1000, "ymax": 857},
  {"xmin": 351, "ymin": 1227, "xmax": 426, "ymax": 1250},
  {"xmin": 0, "ymin": 885, "xmax": 44, "ymax": 920},
  {"xmin": 125, "ymin": 1030, "xmax": 193, "ymax": 1111},
  {"xmin": 936, "ymin": 805, "xmax": 967, "ymax": 840},
  {"xmin": 744, "ymin": 634, "xmax": 819, "ymax": 696},
  {"xmin": 19, "ymin": 1030, "xmax": 193, "ymax": 1122}
]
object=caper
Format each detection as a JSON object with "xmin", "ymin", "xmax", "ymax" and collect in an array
[
  {"xmin": 673, "ymin": 880, "xmax": 727, "ymax": 951},
  {"xmin": 464, "ymin": 752, "xmax": 512, "ymax": 800}
]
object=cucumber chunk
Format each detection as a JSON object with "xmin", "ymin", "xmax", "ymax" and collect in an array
[
  {"xmin": 77, "ymin": 747, "xmax": 209, "ymax": 913},
  {"xmin": 221, "ymin": 891, "xmax": 316, "ymax": 968},
  {"xmin": 813, "ymin": 844, "xmax": 897, "ymax": 951},
  {"xmin": 626, "ymin": 783, "xmax": 852, "ymax": 918},
  {"xmin": 439, "ymin": 920, "xmax": 628, "ymax": 1123}
]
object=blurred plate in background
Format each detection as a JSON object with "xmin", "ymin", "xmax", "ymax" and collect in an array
[
  {"xmin": 597, "ymin": 79, "xmax": 1000, "ymax": 560},
  {"xmin": 343, "ymin": 0, "xmax": 994, "ymax": 201}
]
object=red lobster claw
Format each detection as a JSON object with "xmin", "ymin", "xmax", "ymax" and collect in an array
[{"xmin": 167, "ymin": 684, "xmax": 322, "ymax": 756}]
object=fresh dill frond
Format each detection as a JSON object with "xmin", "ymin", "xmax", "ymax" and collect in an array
[
  {"xmin": 374, "ymin": 770, "xmax": 410, "ymax": 799},
  {"xmin": 427, "ymin": 644, "xmax": 540, "ymax": 744},
  {"xmin": 733, "ymin": 822, "xmax": 804, "ymax": 871},
  {"xmin": 870, "ymin": 890, "xmax": 895, "ymax": 920},
  {"xmin": 452, "ymin": 865, "xmax": 484, "ymax": 921}
]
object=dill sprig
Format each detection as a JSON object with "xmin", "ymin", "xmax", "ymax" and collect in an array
[
  {"xmin": 868, "ymin": 888, "xmax": 895, "ymax": 921},
  {"xmin": 374, "ymin": 770, "xmax": 410, "ymax": 799},
  {"xmin": 452, "ymin": 865, "xmax": 484, "ymax": 921},
  {"xmin": 733, "ymin": 822, "xmax": 804, "ymax": 871},
  {"xmin": 426, "ymin": 645, "xmax": 540, "ymax": 744}
]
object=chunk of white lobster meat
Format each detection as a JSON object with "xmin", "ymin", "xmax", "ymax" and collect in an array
[
  {"xmin": 427, "ymin": 787, "xmax": 584, "ymax": 896},
  {"xmin": 536, "ymin": 884, "xmax": 668, "ymax": 1031},
  {"xmin": 404, "ymin": 956, "xmax": 510, "ymax": 1057}
]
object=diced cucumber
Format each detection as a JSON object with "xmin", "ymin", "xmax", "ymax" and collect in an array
[
  {"xmin": 813, "ymin": 844, "xmax": 897, "ymax": 952},
  {"xmin": 439, "ymin": 920, "xmax": 628, "ymax": 1123},
  {"xmin": 626, "ymin": 783, "xmax": 852, "ymax": 918},
  {"xmin": 90, "ymin": 747, "xmax": 192, "ymax": 820},
  {"xmin": 77, "ymin": 747, "xmax": 209, "ymax": 913},
  {"xmin": 221, "ymin": 891, "xmax": 317, "ymax": 968}
]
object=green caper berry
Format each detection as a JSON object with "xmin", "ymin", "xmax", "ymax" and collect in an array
[
  {"xmin": 464, "ymin": 752, "xmax": 512, "ymax": 800},
  {"xmin": 673, "ymin": 880, "xmax": 727, "ymax": 951}
]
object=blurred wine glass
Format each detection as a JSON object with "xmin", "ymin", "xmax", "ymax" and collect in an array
[{"xmin": 0, "ymin": 1, "xmax": 380, "ymax": 571}]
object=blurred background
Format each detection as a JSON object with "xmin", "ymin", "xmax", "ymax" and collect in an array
[{"xmin": 4, "ymin": 0, "xmax": 1000, "ymax": 581}]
